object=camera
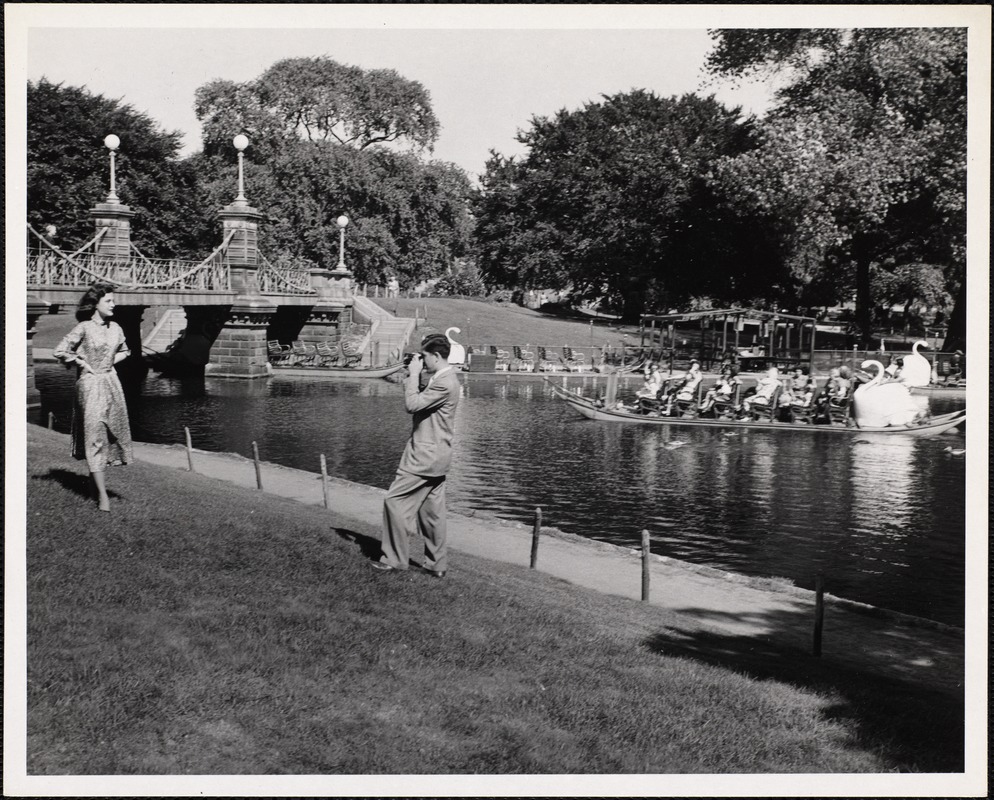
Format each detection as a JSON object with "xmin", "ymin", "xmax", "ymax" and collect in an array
[{"xmin": 403, "ymin": 352, "xmax": 419, "ymax": 367}]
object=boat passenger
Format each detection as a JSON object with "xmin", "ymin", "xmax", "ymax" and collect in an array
[
  {"xmin": 636, "ymin": 363, "xmax": 664, "ymax": 399},
  {"xmin": 741, "ymin": 367, "xmax": 781, "ymax": 414},
  {"xmin": 673, "ymin": 359, "xmax": 703, "ymax": 402},
  {"xmin": 699, "ymin": 365, "xmax": 740, "ymax": 414},
  {"xmin": 790, "ymin": 383, "xmax": 816, "ymax": 412},
  {"xmin": 944, "ymin": 350, "xmax": 963, "ymax": 386},
  {"xmin": 883, "ymin": 356, "xmax": 904, "ymax": 382},
  {"xmin": 836, "ymin": 365, "xmax": 855, "ymax": 396}
]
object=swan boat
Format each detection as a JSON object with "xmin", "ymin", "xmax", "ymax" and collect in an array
[
  {"xmin": 546, "ymin": 380, "xmax": 966, "ymax": 436},
  {"xmin": 270, "ymin": 362, "xmax": 406, "ymax": 379}
]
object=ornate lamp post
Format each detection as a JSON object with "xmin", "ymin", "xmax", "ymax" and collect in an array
[
  {"xmin": 233, "ymin": 134, "xmax": 250, "ymax": 206},
  {"xmin": 335, "ymin": 214, "xmax": 350, "ymax": 272},
  {"xmin": 104, "ymin": 134, "xmax": 121, "ymax": 202}
]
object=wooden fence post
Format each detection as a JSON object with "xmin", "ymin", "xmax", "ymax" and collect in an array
[
  {"xmin": 641, "ymin": 529, "xmax": 651, "ymax": 602},
  {"xmin": 252, "ymin": 441, "xmax": 263, "ymax": 491},
  {"xmin": 184, "ymin": 426, "xmax": 195, "ymax": 472},
  {"xmin": 530, "ymin": 507, "xmax": 542, "ymax": 568},
  {"xmin": 48, "ymin": 412, "xmax": 54, "ymax": 430},
  {"xmin": 320, "ymin": 453, "xmax": 330, "ymax": 509},
  {"xmin": 813, "ymin": 574, "xmax": 825, "ymax": 656}
]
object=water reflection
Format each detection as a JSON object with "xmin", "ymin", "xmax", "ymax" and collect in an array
[{"xmin": 33, "ymin": 367, "xmax": 966, "ymax": 624}]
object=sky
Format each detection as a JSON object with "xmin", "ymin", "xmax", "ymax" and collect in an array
[{"xmin": 25, "ymin": 26, "xmax": 774, "ymax": 180}]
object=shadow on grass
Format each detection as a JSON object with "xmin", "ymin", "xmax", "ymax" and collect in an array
[
  {"xmin": 333, "ymin": 527, "xmax": 382, "ymax": 561},
  {"xmin": 31, "ymin": 468, "xmax": 110, "ymax": 501},
  {"xmin": 644, "ymin": 607, "xmax": 964, "ymax": 772},
  {"xmin": 333, "ymin": 527, "xmax": 429, "ymax": 571}
]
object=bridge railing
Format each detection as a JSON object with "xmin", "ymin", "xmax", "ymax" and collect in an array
[
  {"xmin": 257, "ymin": 253, "xmax": 316, "ymax": 296},
  {"xmin": 26, "ymin": 247, "xmax": 233, "ymax": 291}
]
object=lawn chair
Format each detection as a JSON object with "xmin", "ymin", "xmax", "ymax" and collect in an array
[{"xmin": 268, "ymin": 340, "xmax": 292, "ymax": 366}]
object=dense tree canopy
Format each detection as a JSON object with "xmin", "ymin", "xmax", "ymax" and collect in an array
[
  {"xmin": 195, "ymin": 57, "xmax": 440, "ymax": 158},
  {"xmin": 27, "ymin": 79, "xmax": 209, "ymax": 258},
  {"xmin": 192, "ymin": 140, "xmax": 473, "ymax": 287},
  {"xmin": 706, "ymin": 28, "xmax": 966, "ymax": 346},
  {"xmin": 474, "ymin": 90, "xmax": 774, "ymax": 320}
]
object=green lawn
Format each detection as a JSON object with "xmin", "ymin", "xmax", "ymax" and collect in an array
[
  {"xmin": 24, "ymin": 426, "xmax": 962, "ymax": 775},
  {"xmin": 371, "ymin": 297, "xmax": 639, "ymax": 353}
]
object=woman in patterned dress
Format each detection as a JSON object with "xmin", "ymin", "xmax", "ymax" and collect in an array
[{"xmin": 52, "ymin": 283, "xmax": 133, "ymax": 512}]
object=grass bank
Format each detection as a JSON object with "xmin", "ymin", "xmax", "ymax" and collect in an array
[
  {"xmin": 25, "ymin": 426, "xmax": 961, "ymax": 774},
  {"xmin": 371, "ymin": 297, "xmax": 637, "ymax": 351}
]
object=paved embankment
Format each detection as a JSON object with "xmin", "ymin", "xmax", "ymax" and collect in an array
[{"xmin": 128, "ymin": 436, "xmax": 963, "ymax": 695}]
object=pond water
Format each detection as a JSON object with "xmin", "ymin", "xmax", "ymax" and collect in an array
[{"xmin": 33, "ymin": 367, "xmax": 967, "ymax": 625}]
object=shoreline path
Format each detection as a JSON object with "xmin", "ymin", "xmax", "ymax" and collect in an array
[{"xmin": 118, "ymin": 433, "xmax": 965, "ymax": 698}]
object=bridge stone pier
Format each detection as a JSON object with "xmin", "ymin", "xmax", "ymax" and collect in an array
[
  {"xmin": 204, "ymin": 199, "xmax": 276, "ymax": 379},
  {"xmin": 26, "ymin": 136, "xmax": 358, "ymax": 403}
]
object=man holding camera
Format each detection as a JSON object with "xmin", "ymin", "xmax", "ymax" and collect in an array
[{"xmin": 373, "ymin": 334, "xmax": 460, "ymax": 577}]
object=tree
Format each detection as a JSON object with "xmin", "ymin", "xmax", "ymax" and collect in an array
[
  {"xmin": 27, "ymin": 79, "xmax": 210, "ymax": 258},
  {"xmin": 195, "ymin": 57, "xmax": 440, "ymax": 158},
  {"xmin": 191, "ymin": 141, "xmax": 473, "ymax": 287},
  {"xmin": 474, "ymin": 90, "xmax": 768, "ymax": 321},
  {"xmin": 706, "ymin": 29, "xmax": 966, "ymax": 347}
]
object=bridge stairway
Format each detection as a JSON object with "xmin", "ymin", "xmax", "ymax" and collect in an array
[
  {"xmin": 369, "ymin": 317, "xmax": 416, "ymax": 363},
  {"xmin": 142, "ymin": 307, "xmax": 187, "ymax": 354},
  {"xmin": 351, "ymin": 295, "xmax": 416, "ymax": 363}
]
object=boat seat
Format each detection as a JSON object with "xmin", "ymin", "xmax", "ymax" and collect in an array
[
  {"xmin": 743, "ymin": 383, "xmax": 783, "ymax": 422},
  {"xmin": 561, "ymin": 346, "xmax": 588, "ymax": 372},
  {"xmin": 489, "ymin": 345, "xmax": 511, "ymax": 370},
  {"xmin": 268, "ymin": 340, "xmax": 292, "ymax": 365},
  {"xmin": 673, "ymin": 380, "xmax": 705, "ymax": 417},
  {"xmin": 291, "ymin": 340, "xmax": 317, "ymax": 366},
  {"xmin": 536, "ymin": 346, "xmax": 559, "ymax": 372},
  {"xmin": 315, "ymin": 341, "xmax": 340, "ymax": 367},
  {"xmin": 825, "ymin": 390, "xmax": 854, "ymax": 426},
  {"xmin": 788, "ymin": 379, "xmax": 820, "ymax": 424},
  {"xmin": 637, "ymin": 380, "xmax": 672, "ymax": 415},
  {"xmin": 339, "ymin": 336, "xmax": 364, "ymax": 367},
  {"xmin": 512, "ymin": 345, "xmax": 535, "ymax": 372},
  {"xmin": 704, "ymin": 383, "xmax": 742, "ymax": 419}
]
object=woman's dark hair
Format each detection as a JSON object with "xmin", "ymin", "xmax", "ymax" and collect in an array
[{"xmin": 75, "ymin": 282, "xmax": 116, "ymax": 322}]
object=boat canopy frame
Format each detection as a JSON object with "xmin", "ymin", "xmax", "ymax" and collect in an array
[{"xmin": 639, "ymin": 307, "xmax": 818, "ymax": 373}]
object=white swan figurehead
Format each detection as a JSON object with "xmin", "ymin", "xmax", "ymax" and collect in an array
[
  {"xmin": 898, "ymin": 340, "xmax": 933, "ymax": 387},
  {"xmin": 853, "ymin": 360, "xmax": 920, "ymax": 428},
  {"xmin": 445, "ymin": 326, "xmax": 467, "ymax": 366}
]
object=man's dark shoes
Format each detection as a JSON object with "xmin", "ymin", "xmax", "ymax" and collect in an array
[
  {"xmin": 420, "ymin": 564, "xmax": 446, "ymax": 579},
  {"xmin": 370, "ymin": 561, "xmax": 400, "ymax": 573}
]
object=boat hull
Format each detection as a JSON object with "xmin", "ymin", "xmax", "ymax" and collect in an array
[
  {"xmin": 271, "ymin": 362, "xmax": 406, "ymax": 379},
  {"xmin": 547, "ymin": 381, "xmax": 966, "ymax": 436}
]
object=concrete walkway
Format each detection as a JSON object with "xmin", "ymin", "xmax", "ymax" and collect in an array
[{"xmin": 132, "ymin": 440, "xmax": 963, "ymax": 696}]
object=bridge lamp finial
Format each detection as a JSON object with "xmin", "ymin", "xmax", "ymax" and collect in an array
[
  {"xmin": 233, "ymin": 135, "xmax": 250, "ymax": 204},
  {"xmin": 104, "ymin": 134, "xmax": 121, "ymax": 202},
  {"xmin": 336, "ymin": 215, "xmax": 350, "ymax": 271}
]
